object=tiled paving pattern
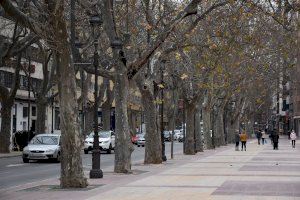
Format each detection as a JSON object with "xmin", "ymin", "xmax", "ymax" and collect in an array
[
  {"xmin": 2, "ymin": 138, "xmax": 299, "ymax": 200},
  {"xmin": 213, "ymin": 181, "xmax": 300, "ymax": 197},
  {"xmin": 239, "ymin": 165, "xmax": 300, "ymax": 171},
  {"xmin": 252, "ymin": 157, "xmax": 299, "ymax": 161}
]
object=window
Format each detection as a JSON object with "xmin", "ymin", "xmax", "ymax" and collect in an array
[
  {"xmin": 23, "ymin": 107, "xmax": 28, "ymax": 118},
  {"xmin": 32, "ymin": 106, "xmax": 36, "ymax": 116},
  {"xmin": 30, "ymin": 136, "xmax": 59, "ymax": 145},
  {"xmin": 0, "ymin": 70, "xmax": 13, "ymax": 88}
]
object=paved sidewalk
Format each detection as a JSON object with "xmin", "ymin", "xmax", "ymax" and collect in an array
[
  {"xmin": 1, "ymin": 138, "xmax": 299, "ymax": 200},
  {"xmin": 0, "ymin": 151, "xmax": 22, "ymax": 158}
]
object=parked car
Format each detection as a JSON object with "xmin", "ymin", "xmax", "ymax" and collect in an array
[
  {"xmin": 164, "ymin": 131, "xmax": 171, "ymax": 141},
  {"xmin": 137, "ymin": 134, "xmax": 145, "ymax": 147},
  {"xmin": 178, "ymin": 133, "xmax": 184, "ymax": 142},
  {"xmin": 173, "ymin": 129, "xmax": 182, "ymax": 140},
  {"xmin": 84, "ymin": 131, "xmax": 115, "ymax": 154},
  {"xmin": 22, "ymin": 134, "xmax": 61, "ymax": 163}
]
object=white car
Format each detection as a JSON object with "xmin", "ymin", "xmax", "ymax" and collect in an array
[
  {"xmin": 22, "ymin": 134, "xmax": 61, "ymax": 163},
  {"xmin": 173, "ymin": 129, "xmax": 182, "ymax": 140},
  {"xmin": 84, "ymin": 131, "xmax": 115, "ymax": 154}
]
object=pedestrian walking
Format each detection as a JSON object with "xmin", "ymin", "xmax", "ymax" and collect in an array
[
  {"xmin": 272, "ymin": 129, "xmax": 279, "ymax": 150},
  {"xmin": 290, "ymin": 130, "xmax": 297, "ymax": 148},
  {"xmin": 240, "ymin": 131, "xmax": 248, "ymax": 151},
  {"xmin": 261, "ymin": 129, "xmax": 267, "ymax": 145},
  {"xmin": 268, "ymin": 129, "xmax": 273, "ymax": 145},
  {"xmin": 256, "ymin": 129, "xmax": 262, "ymax": 145},
  {"xmin": 235, "ymin": 130, "xmax": 240, "ymax": 151}
]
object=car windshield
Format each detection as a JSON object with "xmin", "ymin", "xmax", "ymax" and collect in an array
[
  {"xmin": 137, "ymin": 134, "xmax": 145, "ymax": 139},
  {"xmin": 30, "ymin": 136, "xmax": 59, "ymax": 145},
  {"xmin": 88, "ymin": 132, "xmax": 111, "ymax": 138}
]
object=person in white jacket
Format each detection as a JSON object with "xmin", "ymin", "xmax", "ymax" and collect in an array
[{"xmin": 290, "ymin": 130, "xmax": 297, "ymax": 148}]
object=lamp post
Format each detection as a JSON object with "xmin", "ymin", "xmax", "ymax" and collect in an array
[
  {"xmin": 51, "ymin": 88, "xmax": 54, "ymax": 134},
  {"xmin": 89, "ymin": 14, "xmax": 103, "ymax": 179},
  {"xmin": 140, "ymin": 106, "xmax": 143, "ymax": 134},
  {"xmin": 160, "ymin": 60, "xmax": 167, "ymax": 162},
  {"xmin": 27, "ymin": 55, "xmax": 31, "ymax": 144}
]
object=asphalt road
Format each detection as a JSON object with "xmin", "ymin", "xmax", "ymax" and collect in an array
[{"xmin": 0, "ymin": 142, "xmax": 183, "ymax": 190}]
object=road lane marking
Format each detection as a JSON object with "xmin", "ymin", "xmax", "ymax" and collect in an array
[{"xmin": 6, "ymin": 164, "xmax": 25, "ymax": 167}]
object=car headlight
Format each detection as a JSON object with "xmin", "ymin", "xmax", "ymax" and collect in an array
[
  {"xmin": 23, "ymin": 149, "xmax": 30, "ymax": 154},
  {"xmin": 103, "ymin": 141, "xmax": 109, "ymax": 144},
  {"xmin": 45, "ymin": 149, "xmax": 54, "ymax": 153}
]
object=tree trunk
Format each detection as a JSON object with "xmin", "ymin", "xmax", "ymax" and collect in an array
[
  {"xmin": 0, "ymin": 101, "xmax": 13, "ymax": 153},
  {"xmin": 102, "ymin": 80, "xmax": 113, "ymax": 131},
  {"xmin": 36, "ymin": 98, "xmax": 47, "ymax": 134},
  {"xmin": 227, "ymin": 116, "xmax": 239, "ymax": 143},
  {"xmin": 84, "ymin": 106, "xmax": 94, "ymax": 136},
  {"xmin": 184, "ymin": 102, "xmax": 196, "ymax": 155},
  {"xmin": 114, "ymin": 66, "xmax": 134, "ymax": 173},
  {"xmin": 215, "ymin": 107, "xmax": 226, "ymax": 146},
  {"xmin": 203, "ymin": 106, "xmax": 213, "ymax": 149},
  {"xmin": 102, "ymin": 103, "xmax": 111, "ymax": 131},
  {"xmin": 141, "ymin": 87, "xmax": 162, "ymax": 164},
  {"xmin": 194, "ymin": 107, "xmax": 203, "ymax": 152},
  {"xmin": 53, "ymin": 3, "xmax": 87, "ymax": 188}
]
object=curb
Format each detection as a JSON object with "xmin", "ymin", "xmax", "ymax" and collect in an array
[{"xmin": 0, "ymin": 153, "xmax": 22, "ymax": 159}]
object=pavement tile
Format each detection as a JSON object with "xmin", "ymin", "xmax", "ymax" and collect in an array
[{"xmin": 2, "ymin": 139, "xmax": 300, "ymax": 200}]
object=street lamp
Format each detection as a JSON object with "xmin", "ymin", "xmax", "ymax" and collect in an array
[
  {"xmin": 51, "ymin": 88, "xmax": 54, "ymax": 134},
  {"xmin": 89, "ymin": 13, "xmax": 103, "ymax": 179},
  {"xmin": 160, "ymin": 60, "xmax": 167, "ymax": 162},
  {"xmin": 27, "ymin": 54, "xmax": 31, "ymax": 144}
]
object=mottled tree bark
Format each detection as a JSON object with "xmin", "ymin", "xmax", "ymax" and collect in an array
[
  {"xmin": 102, "ymin": 81, "xmax": 113, "ymax": 131},
  {"xmin": 202, "ymin": 106, "xmax": 213, "ymax": 149},
  {"xmin": 195, "ymin": 107, "xmax": 203, "ymax": 152},
  {"xmin": 214, "ymin": 106, "xmax": 226, "ymax": 146},
  {"xmin": 114, "ymin": 65, "xmax": 134, "ymax": 172},
  {"xmin": 36, "ymin": 97, "xmax": 47, "ymax": 134},
  {"xmin": 184, "ymin": 102, "xmax": 196, "ymax": 155},
  {"xmin": 0, "ymin": 101, "xmax": 12, "ymax": 153},
  {"xmin": 140, "ymin": 87, "xmax": 162, "ymax": 164},
  {"xmin": 0, "ymin": 55, "xmax": 20, "ymax": 153},
  {"xmin": 52, "ymin": 2, "xmax": 87, "ymax": 188}
]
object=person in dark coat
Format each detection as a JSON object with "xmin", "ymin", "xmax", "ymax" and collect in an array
[
  {"xmin": 256, "ymin": 129, "xmax": 262, "ymax": 145},
  {"xmin": 272, "ymin": 129, "xmax": 279, "ymax": 150},
  {"xmin": 234, "ymin": 130, "xmax": 240, "ymax": 151}
]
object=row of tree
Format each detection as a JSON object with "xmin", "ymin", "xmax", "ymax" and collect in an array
[{"xmin": 0, "ymin": 0, "xmax": 298, "ymax": 188}]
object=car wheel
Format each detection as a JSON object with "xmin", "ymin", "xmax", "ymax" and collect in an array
[
  {"xmin": 23, "ymin": 158, "xmax": 29, "ymax": 163},
  {"xmin": 142, "ymin": 145, "xmax": 145, "ymax": 147},
  {"xmin": 56, "ymin": 152, "xmax": 61, "ymax": 163},
  {"xmin": 84, "ymin": 149, "xmax": 89, "ymax": 154},
  {"xmin": 137, "ymin": 145, "xmax": 140, "ymax": 147},
  {"xmin": 106, "ymin": 144, "xmax": 112, "ymax": 154}
]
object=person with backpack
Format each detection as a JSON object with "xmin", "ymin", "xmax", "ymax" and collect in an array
[{"xmin": 290, "ymin": 130, "xmax": 297, "ymax": 148}]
